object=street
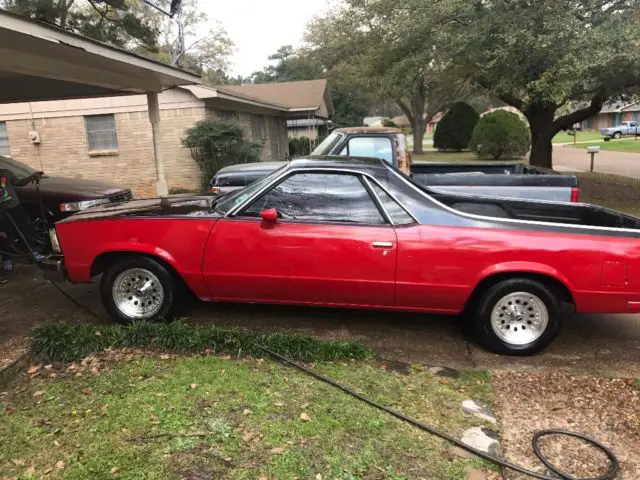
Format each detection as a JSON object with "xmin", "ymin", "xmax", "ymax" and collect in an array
[{"xmin": 555, "ymin": 143, "xmax": 640, "ymax": 178}]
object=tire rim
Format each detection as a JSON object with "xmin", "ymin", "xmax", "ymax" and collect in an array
[
  {"xmin": 112, "ymin": 268, "xmax": 164, "ymax": 319},
  {"xmin": 490, "ymin": 292, "xmax": 549, "ymax": 346}
]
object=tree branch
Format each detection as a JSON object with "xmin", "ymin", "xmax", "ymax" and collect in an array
[
  {"xmin": 86, "ymin": 0, "xmax": 116, "ymax": 24},
  {"xmin": 395, "ymin": 99, "xmax": 414, "ymax": 124},
  {"xmin": 552, "ymin": 89, "xmax": 606, "ymax": 131}
]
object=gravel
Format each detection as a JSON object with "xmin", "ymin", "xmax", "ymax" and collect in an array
[{"xmin": 493, "ymin": 372, "xmax": 640, "ymax": 480}]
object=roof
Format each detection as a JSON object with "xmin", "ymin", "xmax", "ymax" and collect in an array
[
  {"xmin": 219, "ymin": 80, "xmax": 333, "ymax": 115},
  {"xmin": 217, "ymin": 161, "xmax": 287, "ymax": 174},
  {"xmin": 290, "ymin": 155, "xmax": 387, "ymax": 171},
  {"xmin": 0, "ymin": 9, "xmax": 200, "ymax": 103},
  {"xmin": 335, "ymin": 127, "xmax": 402, "ymax": 134},
  {"xmin": 181, "ymin": 85, "xmax": 288, "ymax": 111}
]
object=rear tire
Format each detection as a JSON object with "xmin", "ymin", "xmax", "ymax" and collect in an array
[
  {"xmin": 472, "ymin": 278, "xmax": 562, "ymax": 356},
  {"xmin": 101, "ymin": 256, "xmax": 176, "ymax": 324}
]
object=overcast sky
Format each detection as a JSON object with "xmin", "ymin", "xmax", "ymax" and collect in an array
[{"xmin": 202, "ymin": 0, "xmax": 330, "ymax": 77}]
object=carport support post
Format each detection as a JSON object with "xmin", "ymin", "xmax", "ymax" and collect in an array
[{"xmin": 147, "ymin": 92, "xmax": 168, "ymax": 196}]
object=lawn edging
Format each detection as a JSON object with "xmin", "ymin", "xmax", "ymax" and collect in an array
[{"xmin": 31, "ymin": 321, "xmax": 373, "ymax": 363}]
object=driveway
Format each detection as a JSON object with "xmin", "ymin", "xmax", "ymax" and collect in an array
[
  {"xmin": 2, "ymin": 265, "xmax": 640, "ymax": 378},
  {"xmin": 554, "ymin": 144, "xmax": 640, "ymax": 178}
]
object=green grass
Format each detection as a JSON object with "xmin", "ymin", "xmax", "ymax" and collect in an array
[
  {"xmin": 32, "ymin": 321, "xmax": 372, "ymax": 364},
  {"xmin": 552, "ymin": 131, "xmax": 604, "ymax": 144},
  {"xmin": 569, "ymin": 137, "xmax": 640, "ymax": 153},
  {"xmin": 0, "ymin": 356, "xmax": 495, "ymax": 479},
  {"xmin": 577, "ymin": 172, "xmax": 640, "ymax": 216}
]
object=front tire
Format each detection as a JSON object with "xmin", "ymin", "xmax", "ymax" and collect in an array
[
  {"xmin": 101, "ymin": 256, "xmax": 176, "ymax": 324},
  {"xmin": 472, "ymin": 278, "xmax": 562, "ymax": 356},
  {"xmin": 613, "ymin": 131, "xmax": 622, "ymax": 139}
]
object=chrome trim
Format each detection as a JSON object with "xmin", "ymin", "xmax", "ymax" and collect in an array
[
  {"xmin": 362, "ymin": 176, "xmax": 394, "ymax": 225},
  {"xmin": 387, "ymin": 166, "xmax": 640, "ymax": 234},
  {"xmin": 364, "ymin": 176, "xmax": 419, "ymax": 224},
  {"xmin": 372, "ymin": 241, "xmax": 393, "ymax": 248}
]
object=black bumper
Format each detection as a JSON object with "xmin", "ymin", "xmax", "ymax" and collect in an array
[{"xmin": 39, "ymin": 255, "xmax": 66, "ymax": 283}]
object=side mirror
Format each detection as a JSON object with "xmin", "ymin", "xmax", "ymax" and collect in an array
[{"xmin": 260, "ymin": 208, "xmax": 278, "ymax": 222}]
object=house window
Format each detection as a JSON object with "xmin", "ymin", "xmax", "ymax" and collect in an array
[
  {"xmin": 252, "ymin": 114, "xmax": 265, "ymax": 139},
  {"xmin": 0, "ymin": 122, "xmax": 9, "ymax": 156},
  {"xmin": 84, "ymin": 114, "xmax": 118, "ymax": 152},
  {"xmin": 218, "ymin": 110, "xmax": 238, "ymax": 122}
]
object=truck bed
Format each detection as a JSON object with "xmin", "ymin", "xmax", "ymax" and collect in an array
[{"xmin": 430, "ymin": 190, "xmax": 640, "ymax": 230}]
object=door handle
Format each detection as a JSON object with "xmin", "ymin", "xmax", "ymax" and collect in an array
[{"xmin": 372, "ymin": 241, "xmax": 393, "ymax": 248}]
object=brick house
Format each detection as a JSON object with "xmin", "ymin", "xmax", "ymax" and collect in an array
[
  {"xmin": 0, "ymin": 85, "xmax": 290, "ymax": 197},
  {"xmin": 581, "ymin": 101, "xmax": 640, "ymax": 130},
  {"xmin": 222, "ymin": 80, "xmax": 334, "ymax": 141}
]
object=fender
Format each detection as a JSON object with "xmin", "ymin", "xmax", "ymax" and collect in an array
[
  {"xmin": 476, "ymin": 261, "xmax": 573, "ymax": 292},
  {"xmin": 68, "ymin": 241, "xmax": 180, "ymax": 283}
]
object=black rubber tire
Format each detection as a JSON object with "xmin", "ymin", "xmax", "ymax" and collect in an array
[
  {"xmin": 613, "ymin": 131, "xmax": 622, "ymax": 139},
  {"xmin": 101, "ymin": 256, "xmax": 176, "ymax": 324},
  {"xmin": 472, "ymin": 278, "xmax": 562, "ymax": 356}
]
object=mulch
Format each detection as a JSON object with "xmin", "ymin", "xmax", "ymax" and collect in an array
[{"xmin": 493, "ymin": 372, "xmax": 640, "ymax": 480}]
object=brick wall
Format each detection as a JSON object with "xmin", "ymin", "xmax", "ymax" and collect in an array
[{"xmin": 4, "ymin": 107, "xmax": 205, "ymax": 198}]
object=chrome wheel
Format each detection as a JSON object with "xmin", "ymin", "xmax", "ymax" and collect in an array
[
  {"xmin": 490, "ymin": 292, "xmax": 549, "ymax": 346},
  {"xmin": 112, "ymin": 268, "xmax": 164, "ymax": 319}
]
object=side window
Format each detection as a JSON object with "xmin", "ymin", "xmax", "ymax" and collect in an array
[
  {"xmin": 370, "ymin": 182, "xmax": 415, "ymax": 225},
  {"xmin": 241, "ymin": 173, "xmax": 385, "ymax": 224},
  {"xmin": 0, "ymin": 122, "xmax": 9, "ymax": 156},
  {"xmin": 84, "ymin": 114, "xmax": 118, "ymax": 152},
  {"xmin": 340, "ymin": 137, "xmax": 393, "ymax": 164}
]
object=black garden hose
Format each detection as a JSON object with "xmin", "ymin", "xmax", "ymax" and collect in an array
[{"xmin": 46, "ymin": 284, "xmax": 620, "ymax": 480}]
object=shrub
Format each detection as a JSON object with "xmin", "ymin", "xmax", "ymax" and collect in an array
[
  {"xmin": 31, "ymin": 321, "xmax": 373, "ymax": 363},
  {"xmin": 182, "ymin": 121, "xmax": 263, "ymax": 189},
  {"xmin": 169, "ymin": 187, "xmax": 200, "ymax": 195},
  {"xmin": 433, "ymin": 102, "xmax": 480, "ymax": 151},
  {"xmin": 289, "ymin": 135, "xmax": 326, "ymax": 157},
  {"xmin": 470, "ymin": 110, "xmax": 531, "ymax": 160}
]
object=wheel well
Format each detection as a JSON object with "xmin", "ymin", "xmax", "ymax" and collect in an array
[
  {"xmin": 465, "ymin": 272, "xmax": 575, "ymax": 313},
  {"xmin": 90, "ymin": 251, "xmax": 191, "ymax": 293}
]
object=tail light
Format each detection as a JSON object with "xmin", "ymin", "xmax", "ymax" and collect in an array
[
  {"xmin": 571, "ymin": 187, "xmax": 580, "ymax": 202},
  {"xmin": 208, "ymin": 186, "xmax": 220, "ymax": 195}
]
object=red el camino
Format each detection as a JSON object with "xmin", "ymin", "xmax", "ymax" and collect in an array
[{"xmin": 42, "ymin": 157, "xmax": 640, "ymax": 355}]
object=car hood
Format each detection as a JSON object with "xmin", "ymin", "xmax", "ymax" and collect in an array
[
  {"xmin": 19, "ymin": 176, "xmax": 129, "ymax": 198},
  {"xmin": 58, "ymin": 196, "xmax": 214, "ymax": 223}
]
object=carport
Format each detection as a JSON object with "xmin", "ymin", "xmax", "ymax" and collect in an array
[{"xmin": 0, "ymin": 9, "xmax": 201, "ymax": 195}]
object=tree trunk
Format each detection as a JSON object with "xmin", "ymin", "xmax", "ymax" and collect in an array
[
  {"xmin": 526, "ymin": 106, "xmax": 557, "ymax": 169},
  {"xmin": 411, "ymin": 116, "xmax": 426, "ymax": 154}
]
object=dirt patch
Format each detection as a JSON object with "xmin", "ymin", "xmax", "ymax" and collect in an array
[{"xmin": 493, "ymin": 372, "xmax": 640, "ymax": 479}]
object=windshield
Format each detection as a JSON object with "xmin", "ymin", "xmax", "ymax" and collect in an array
[
  {"xmin": 0, "ymin": 155, "xmax": 38, "ymax": 179},
  {"xmin": 310, "ymin": 132, "xmax": 344, "ymax": 155},
  {"xmin": 215, "ymin": 164, "xmax": 288, "ymax": 215}
]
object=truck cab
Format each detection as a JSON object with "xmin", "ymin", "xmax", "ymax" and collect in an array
[{"xmin": 311, "ymin": 127, "xmax": 411, "ymax": 174}]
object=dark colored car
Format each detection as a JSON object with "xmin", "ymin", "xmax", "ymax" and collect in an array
[{"xmin": 0, "ymin": 155, "xmax": 132, "ymax": 248}]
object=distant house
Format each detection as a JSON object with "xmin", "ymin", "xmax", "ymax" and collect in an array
[
  {"xmin": 582, "ymin": 101, "xmax": 640, "ymax": 130},
  {"xmin": 222, "ymin": 79, "xmax": 334, "ymax": 140},
  {"xmin": 363, "ymin": 116, "xmax": 386, "ymax": 127},
  {"xmin": 390, "ymin": 113, "xmax": 443, "ymax": 134}
]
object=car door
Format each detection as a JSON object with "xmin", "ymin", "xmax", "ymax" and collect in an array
[{"xmin": 203, "ymin": 171, "xmax": 398, "ymax": 307}]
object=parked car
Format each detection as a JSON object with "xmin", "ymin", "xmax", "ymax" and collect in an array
[
  {"xmin": 0, "ymin": 155, "xmax": 132, "ymax": 249},
  {"xmin": 600, "ymin": 121, "xmax": 640, "ymax": 139},
  {"xmin": 210, "ymin": 127, "xmax": 579, "ymax": 203},
  {"xmin": 42, "ymin": 156, "xmax": 640, "ymax": 356}
]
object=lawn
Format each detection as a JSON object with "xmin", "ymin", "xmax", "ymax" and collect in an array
[
  {"xmin": 552, "ymin": 131, "xmax": 603, "ymax": 144},
  {"xmin": 569, "ymin": 137, "xmax": 640, "ymax": 153},
  {"xmin": 576, "ymin": 171, "xmax": 640, "ymax": 216},
  {"xmin": 0, "ymin": 354, "xmax": 496, "ymax": 480}
]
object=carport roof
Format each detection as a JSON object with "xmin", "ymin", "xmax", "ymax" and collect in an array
[{"xmin": 0, "ymin": 9, "xmax": 201, "ymax": 104}]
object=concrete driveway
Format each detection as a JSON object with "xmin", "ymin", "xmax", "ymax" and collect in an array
[
  {"xmin": 2, "ymin": 265, "xmax": 639, "ymax": 378},
  {"xmin": 554, "ymin": 143, "xmax": 640, "ymax": 178}
]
